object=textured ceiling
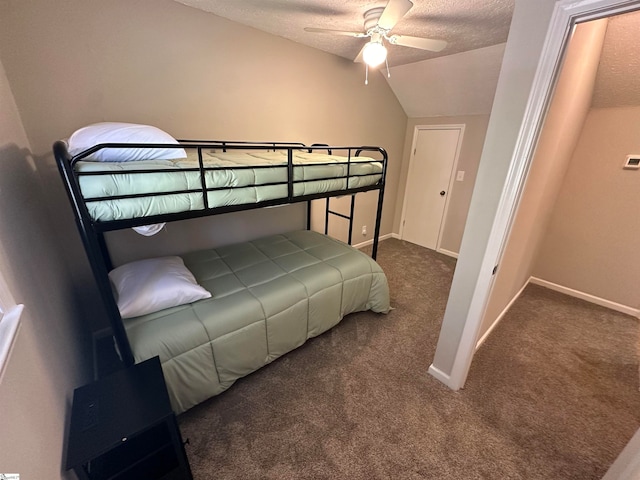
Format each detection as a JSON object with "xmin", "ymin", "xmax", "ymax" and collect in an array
[
  {"xmin": 171, "ymin": 1, "xmax": 640, "ymax": 111},
  {"xmin": 175, "ymin": 0, "xmax": 514, "ymax": 67},
  {"xmin": 592, "ymin": 10, "xmax": 640, "ymax": 108}
]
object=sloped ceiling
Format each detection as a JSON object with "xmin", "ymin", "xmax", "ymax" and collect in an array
[
  {"xmin": 175, "ymin": 0, "xmax": 514, "ymax": 67},
  {"xmin": 386, "ymin": 43, "xmax": 506, "ymax": 117},
  {"xmin": 172, "ymin": 1, "xmax": 640, "ymax": 116}
]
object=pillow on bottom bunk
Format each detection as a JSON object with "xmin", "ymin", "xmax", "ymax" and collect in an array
[{"xmin": 109, "ymin": 256, "xmax": 211, "ymax": 318}]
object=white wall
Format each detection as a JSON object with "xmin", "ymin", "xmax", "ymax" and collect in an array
[{"xmin": 0, "ymin": 58, "xmax": 90, "ymax": 480}]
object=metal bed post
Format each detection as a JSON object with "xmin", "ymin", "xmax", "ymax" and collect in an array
[
  {"xmin": 96, "ymin": 232, "xmax": 113, "ymax": 271},
  {"xmin": 324, "ymin": 198, "xmax": 330, "ymax": 235},
  {"xmin": 54, "ymin": 141, "xmax": 135, "ymax": 367},
  {"xmin": 348, "ymin": 195, "xmax": 356, "ymax": 245},
  {"xmin": 307, "ymin": 201, "xmax": 312, "ymax": 231},
  {"xmin": 370, "ymin": 147, "xmax": 388, "ymax": 260},
  {"xmin": 371, "ymin": 187, "xmax": 385, "ymax": 260},
  {"xmin": 287, "ymin": 148, "xmax": 294, "ymax": 200},
  {"xmin": 197, "ymin": 147, "xmax": 209, "ymax": 210}
]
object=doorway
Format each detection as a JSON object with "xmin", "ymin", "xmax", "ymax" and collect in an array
[
  {"xmin": 429, "ymin": 0, "xmax": 640, "ymax": 392},
  {"xmin": 400, "ymin": 125, "xmax": 464, "ymax": 252}
]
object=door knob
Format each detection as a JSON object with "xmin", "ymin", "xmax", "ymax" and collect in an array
[{"xmin": 440, "ymin": 191, "xmax": 446, "ymax": 196}]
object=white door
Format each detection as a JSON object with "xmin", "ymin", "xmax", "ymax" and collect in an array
[{"xmin": 401, "ymin": 126, "xmax": 463, "ymax": 250}]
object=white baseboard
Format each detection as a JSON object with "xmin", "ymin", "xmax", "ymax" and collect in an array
[
  {"xmin": 437, "ymin": 248, "xmax": 459, "ymax": 259},
  {"xmin": 530, "ymin": 277, "xmax": 640, "ymax": 319},
  {"xmin": 477, "ymin": 276, "xmax": 640, "ymax": 351},
  {"xmin": 352, "ymin": 233, "xmax": 397, "ymax": 250},
  {"xmin": 428, "ymin": 363, "xmax": 455, "ymax": 387},
  {"xmin": 387, "ymin": 236, "xmax": 460, "ymax": 258},
  {"xmin": 475, "ymin": 279, "xmax": 530, "ymax": 351}
]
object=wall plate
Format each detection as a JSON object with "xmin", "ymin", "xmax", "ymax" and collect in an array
[{"xmin": 623, "ymin": 155, "xmax": 640, "ymax": 169}]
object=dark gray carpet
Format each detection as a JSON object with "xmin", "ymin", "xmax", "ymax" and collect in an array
[{"xmin": 178, "ymin": 238, "xmax": 640, "ymax": 479}]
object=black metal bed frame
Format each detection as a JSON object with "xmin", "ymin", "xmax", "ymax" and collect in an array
[{"xmin": 53, "ymin": 139, "xmax": 388, "ymax": 367}]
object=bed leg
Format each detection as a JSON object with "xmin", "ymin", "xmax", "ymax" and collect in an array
[
  {"xmin": 372, "ymin": 187, "xmax": 385, "ymax": 260},
  {"xmin": 348, "ymin": 195, "xmax": 355, "ymax": 245},
  {"xmin": 324, "ymin": 198, "xmax": 330, "ymax": 235}
]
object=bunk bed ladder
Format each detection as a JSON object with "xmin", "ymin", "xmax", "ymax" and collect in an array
[{"xmin": 324, "ymin": 195, "xmax": 357, "ymax": 246}]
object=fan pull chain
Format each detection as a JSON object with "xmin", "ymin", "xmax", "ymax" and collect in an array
[
  {"xmin": 365, "ymin": 64, "xmax": 369, "ymax": 85},
  {"xmin": 385, "ymin": 57, "xmax": 391, "ymax": 78}
]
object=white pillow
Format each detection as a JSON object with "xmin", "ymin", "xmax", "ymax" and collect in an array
[
  {"xmin": 109, "ymin": 256, "xmax": 211, "ymax": 319},
  {"xmin": 68, "ymin": 122, "xmax": 187, "ymax": 162}
]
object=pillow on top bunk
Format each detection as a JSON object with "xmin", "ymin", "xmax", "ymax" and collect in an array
[
  {"xmin": 68, "ymin": 122, "xmax": 187, "ymax": 162},
  {"xmin": 109, "ymin": 256, "xmax": 211, "ymax": 319}
]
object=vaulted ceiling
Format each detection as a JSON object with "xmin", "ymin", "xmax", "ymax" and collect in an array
[
  {"xmin": 174, "ymin": 1, "xmax": 640, "ymax": 114},
  {"xmin": 175, "ymin": 0, "xmax": 514, "ymax": 67}
]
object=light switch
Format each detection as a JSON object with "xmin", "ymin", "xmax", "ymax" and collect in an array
[{"xmin": 456, "ymin": 170, "xmax": 465, "ymax": 181}]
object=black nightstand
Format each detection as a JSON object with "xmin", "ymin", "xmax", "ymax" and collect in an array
[{"xmin": 66, "ymin": 356, "xmax": 193, "ymax": 480}]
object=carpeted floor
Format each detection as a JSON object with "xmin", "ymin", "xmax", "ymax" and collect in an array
[{"xmin": 178, "ymin": 238, "xmax": 640, "ymax": 479}]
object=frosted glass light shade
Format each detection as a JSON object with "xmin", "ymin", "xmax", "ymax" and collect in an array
[{"xmin": 363, "ymin": 41, "xmax": 387, "ymax": 67}]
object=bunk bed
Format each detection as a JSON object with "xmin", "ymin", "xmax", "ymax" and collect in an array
[{"xmin": 54, "ymin": 123, "xmax": 390, "ymax": 413}]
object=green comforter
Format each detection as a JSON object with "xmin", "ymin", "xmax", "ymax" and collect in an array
[{"xmin": 123, "ymin": 230, "xmax": 390, "ymax": 413}]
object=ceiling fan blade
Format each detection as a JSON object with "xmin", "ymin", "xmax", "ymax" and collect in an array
[
  {"xmin": 388, "ymin": 34, "xmax": 447, "ymax": 52},
  {"xmin": 304, "ymin": 27, "xmax": 368, "ymax": 38},
  {"xmin": 353, "ymin": 44, "xmax": 366, "ymax": 63},
  {"xmin": 377, "ymin": 0, "xmax": 413, "ymax": 31}
]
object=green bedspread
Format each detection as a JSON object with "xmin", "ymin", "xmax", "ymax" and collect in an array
[
  {"xmin": 75, "ymin": 150, "xmax": 383, "ymax": 222},
  {"xmin": 123, "ymin": 230, "xmax": 390, "ymax": 414}
]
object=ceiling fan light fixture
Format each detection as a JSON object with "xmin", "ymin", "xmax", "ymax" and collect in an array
[{"xmin": 362, "ymin": 41, "xmax": 387, "ymax": 68}]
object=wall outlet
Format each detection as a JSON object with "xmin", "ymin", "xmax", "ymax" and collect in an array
[
  {"xmin": 362, "ymin": 225, "xmax": 367, "ymax": 236},
  {"xmin": 456, "ymin": 170, "xmax": 465, "ymax": 181}
]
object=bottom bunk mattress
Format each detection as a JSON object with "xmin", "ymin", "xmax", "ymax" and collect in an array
[{"xmin": 123, "ymin": 230, "xmax": 390, "ymax": 413}]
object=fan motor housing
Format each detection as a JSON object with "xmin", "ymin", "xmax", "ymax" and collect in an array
[{"xmin": 363, "ymin": 7, "xmax": 385, "ymax": 31}]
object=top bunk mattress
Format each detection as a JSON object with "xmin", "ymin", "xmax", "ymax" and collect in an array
[{"xmin": 74, "ymin": 149, "xmax": 384, "ymax": 222}]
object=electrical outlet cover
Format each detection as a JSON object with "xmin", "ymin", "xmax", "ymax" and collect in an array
[{"xmin": 624, "ymin": 155, "xmax": 640, "ymax": 169}]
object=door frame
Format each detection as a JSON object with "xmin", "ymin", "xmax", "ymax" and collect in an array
[
  {"xmin": 399, "ymin": 124, "xmax": 465, "ymax": 254},
  {"xmin": 429, "ymin": 0, "xmax": 640, "ymax": 391}
]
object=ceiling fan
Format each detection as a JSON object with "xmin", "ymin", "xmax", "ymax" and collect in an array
[{"xmin": 304, "ymin": 0, "xmax": 447, "ymax": 82}]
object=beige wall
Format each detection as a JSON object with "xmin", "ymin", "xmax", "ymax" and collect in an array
[
  {"xmin": 533, "ymin": 105, "xmax": 640, "ymax": 309},
  {"xmin": 0, "ymin": 59, "xmax": 90, "ymax": 479},
  {"xmin": 478, "ymin": 19, "xmax": 608, "ymax": 339},
  {"xmin": 0, "ymin": 0, "xmax": 406, "ymax": 289},
  {"xmin": 394, "ymin": 115, "xmax": 490, "ymax": 253},
  {"xmin": 0, "ymin": 1, "xmax": 406, "ymax": 475}
]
